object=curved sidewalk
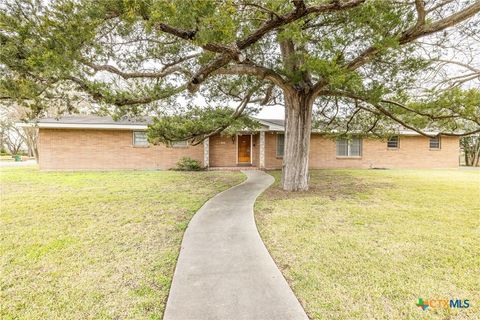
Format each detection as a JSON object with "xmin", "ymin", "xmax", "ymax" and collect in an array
[{"xmin": 164, "ymin": 170, "xmax": 308, "ymax": 320}]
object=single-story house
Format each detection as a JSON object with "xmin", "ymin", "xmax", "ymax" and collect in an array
[{"xmin": 19, "ymin": 116, "xmax": 459, "ymax": 170}]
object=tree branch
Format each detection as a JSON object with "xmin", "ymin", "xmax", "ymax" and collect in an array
[
  {"xmin": 426, "ymin": 0, "xmax": 455, "ymax": 14},
  {"xmin": 67, "ymin": 76, "xmax": 186, "ymax": 106},
  {"xmin": 187, "ymin": 0, "xmax": 367, "ymax": 91},
  {"xmin": 434, "ymin": 59, "xmax": 480, "ymax": 74},
  {"xmin": 345, "ymin": 1, "xmax": 480, "ymax": 71},
  {"xmin": 188, "ymin": 55, "xmax": 232, "ymax": 92},
  {"xmin": 80, "ymin": 60, "xmax": 191, "ymax": 79},
  {"xmin": 319, "ymin": 89, "xmax": 480, "ymax": 137},
  {"xmin": 414, "ymin": 0, "xmax": 426, "ymax": 30},
  {"xmin": 189, "ymin": 89, "xmax": 256, "ymax": 145},
  {"xmin": 214, "ymin": 62, "xmax": 289, "ymax": 91},
  {"xmin": 421, "ymin": 2, "xmax": 480, "ymax": 36},
  {"xmin": 379, "ymin": 98, "xmax": 459, "ymax": 120},
  {"xmin": 240, "ymin": 2, "xmax": 281, "ymax": 19},
  {"xmin": 308, "ymin": 1, "xmax": 480, "ymax": 97},
  {"xmin": 150, "ymin": 22, "xmax": 240, "ymax": 57}
]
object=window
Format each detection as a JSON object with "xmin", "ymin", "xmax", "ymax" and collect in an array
[
  {"xmin": 429, "ymin": 136, "xmax": 441, "ymax": 149},
  {"xmin": 133, "ymin": 131, "xmax": 148, "ymax": 146},
  {"xmin": 387, "ymin": 136, "xmax": 399, "ymax": 148},
  {"xmin": 336, "ymin": 138, "xmax": 362, "ymax": 157},
  {"xmin": 276, "ymin": 134, "xmax": 285, "ymax": 158},
  {"xmin": 171, "ymin": 140, "xmax": 188, "ymax": 148}
]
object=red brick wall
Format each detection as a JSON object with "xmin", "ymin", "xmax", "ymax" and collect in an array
[
  {"xmin": 264, "ymin": 132, "xmax": 283, "ymax": 169},
  {"xmin": 38, "ymin": 129, "xmax": 204, "ymax": 170},
  {"xmin": 209, "ymin": 134, "xmax": 237, "ymax": 167},
  {"xmin": 38, "ymin": 129, "xmax": 459, "ymax": 170},
  {"xmin": 264, "ymin": 133, "xmax": 459, "ymax": 169}
]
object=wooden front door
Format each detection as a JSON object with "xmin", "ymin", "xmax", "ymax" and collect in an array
[{"xmin": 237, "ymin": 135, "xmax": 251, "ymax": 163}]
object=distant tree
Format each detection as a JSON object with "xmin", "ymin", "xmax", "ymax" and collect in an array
[
  {"xmin": 0, "ymin": 120, "xmax": 24, "ymax": 155},
  {"xmin": 1, "ymin": 0, "xmax": 479, "ymax": 190},
  {"xmin": 20, "ymin": 126, "xmax": 38, "ymax": 159},
  {"xmin": 461, "ymin": 135, "xmax": 480, "ymax": 167}
]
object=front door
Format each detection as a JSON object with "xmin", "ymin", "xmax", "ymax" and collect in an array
[{"xmin": 237, "ymin": 135, "xmax": 251, "ymax": 164}]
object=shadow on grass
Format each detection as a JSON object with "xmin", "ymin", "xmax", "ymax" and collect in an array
[{"xmin": 264, "ymin": 169, "xmax": 392, "ymax": 200}]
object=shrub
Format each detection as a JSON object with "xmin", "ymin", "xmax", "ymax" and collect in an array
[{"xmin": 175, "ymin": 157, "xmax": 203, "ymax": 171}]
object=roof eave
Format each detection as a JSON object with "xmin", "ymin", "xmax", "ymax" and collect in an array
[{"xmin": 16, "ymin": 122, "xmax": 148, "ymax": 130}]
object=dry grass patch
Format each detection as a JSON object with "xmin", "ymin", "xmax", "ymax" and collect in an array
[
  {"xmin": 0, "ymin": 167, "xmax": 244, "ymax": 320},
  {"xmin": 256, "ymin": 169, "xmax": 480, "ymax": 320}
]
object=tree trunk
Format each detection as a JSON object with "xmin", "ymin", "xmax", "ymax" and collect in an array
[
  {"xmin": 474, "ymin": 144, "xmax": 480, "ymax": 167},
  {"xmin": 281, "ymin": 90, "xmax": 314, "ymax": 191},
  {"xmin": 33, "ymin": 143, "xmax": 39, "ymax": 162},
  {"xmin": 21, "ymin": 127, "xmax": 39, "ymax": 162}
]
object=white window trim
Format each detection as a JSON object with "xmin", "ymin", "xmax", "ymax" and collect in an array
[
  {"xmin": 387, "ymin": 136, "xmax": 400, "ymax": 149},
  {"xmin": 429, "ymin": 136, "xmax": 441, "ymax": 150},
  {"xmin": 336, "ymin": 138, "xmax": 362, "ymax": 158},
  {"xmin": 132, "ymin": 131, "xmax": 149, "ymax": 147}
]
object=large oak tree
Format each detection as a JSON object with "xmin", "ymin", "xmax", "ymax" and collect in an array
[{"xmin": 1, "ymin": 0, "xmax": 479, "ymax": 190}]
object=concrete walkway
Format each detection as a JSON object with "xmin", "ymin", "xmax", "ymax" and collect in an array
[{"xmin": 164, "ymin": 170, "xmax": 308, "ymax": 320}]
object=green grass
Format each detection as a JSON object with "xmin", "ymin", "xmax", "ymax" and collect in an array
[
  {"xmin": 0, "ymin": 167, "xmax": 244, "ymax": 320},
  {"xmin": 255, "ymin": 169, "xmax": 480, "ymax": 320}
]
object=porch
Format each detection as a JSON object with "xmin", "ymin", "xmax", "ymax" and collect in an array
[{"xmin": 203, "ymin": 131, "xmax": 270, "ymax": 169}]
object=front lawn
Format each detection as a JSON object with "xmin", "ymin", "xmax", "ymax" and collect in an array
[
  {"xmin": 255, "ymin": 169, "xmax": 480, "ymax": 320},
  {"xmin": 0, "ymin": 167, "xmax": 244, "ymax": 319}
]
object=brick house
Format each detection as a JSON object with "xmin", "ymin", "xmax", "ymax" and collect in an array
[{"xmin": 21, "ymin": 116, "xmax": 459, "ymax": 170}]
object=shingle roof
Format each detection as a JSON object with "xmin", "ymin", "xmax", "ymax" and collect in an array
[
  {"xmin": 31, "ymin": 115, "xmax": 285, "ymax": 131},
  {"xmin": 37, "ymin": 115, "xmax": 152, "ymax": 125},
  {"xmin": 23, "ymin": 115, "xmax": 437, "ymax": 135},
  {"xmin": 257, "ymin": 119, "xmax": 285, "ymax": 127}
]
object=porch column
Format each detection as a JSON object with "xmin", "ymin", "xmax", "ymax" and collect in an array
[
  {"xmin": 259, "ymin": 131, "xmax": 265, "ymax": 169},
  {"xmin": 203, "ymin": 137, "xmax": 210, "ymax": 168}
]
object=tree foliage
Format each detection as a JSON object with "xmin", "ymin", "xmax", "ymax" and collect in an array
[
  {"xmin": 1, "ymin": 0, "xmax": 478, "ymax": 138},
  {"xmin": 147, "ymin": 106, "xmax": 260, "ymax": 145},
  {"xmin": 1, "ymin": 0, "xmax": 480, "ymax": 189}
]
